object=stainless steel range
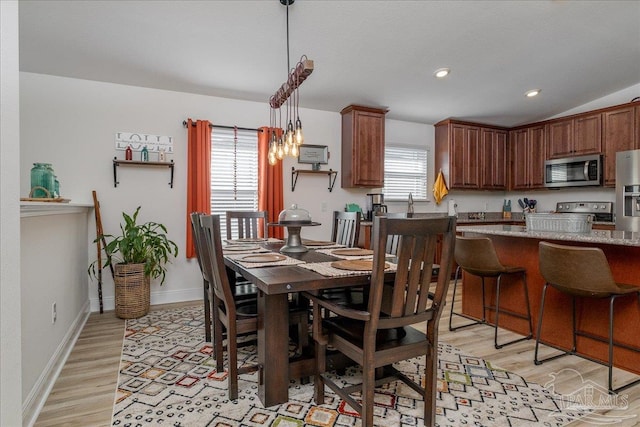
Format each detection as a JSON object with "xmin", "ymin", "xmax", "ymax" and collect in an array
[{"xmin": 555, "ymin": 201, "xmax": 614, "ymax": 222}]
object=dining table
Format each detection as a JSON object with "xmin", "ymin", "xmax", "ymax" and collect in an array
[{"xmin": 222, "ymin": 239, "xmax": 397, "ymax": 407}]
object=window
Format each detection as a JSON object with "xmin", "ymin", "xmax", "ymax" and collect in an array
[
  {"xmin": 210, "ymin": 128, "xmax": 259, "ymax": 237},
  {"xmin": 383, "ymin": 144, "xmax": 429, "ymax": 201}
]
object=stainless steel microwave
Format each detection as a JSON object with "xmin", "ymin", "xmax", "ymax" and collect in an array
[{"xmin": 544, "ymin": 154, "xmax": 602, "ymax": 188}]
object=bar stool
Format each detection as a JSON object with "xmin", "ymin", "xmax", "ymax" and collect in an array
[
  {"xmin": 535, "ymin": 241, "xmax": 640, "ymax": 394},
  {"xmin": 449, "ymin": 235, "xmax": 533, "ymax": 349}
]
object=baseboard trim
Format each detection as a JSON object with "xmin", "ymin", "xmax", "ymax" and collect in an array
[
  {"xmin": 22, "ymin": 300, "xmax": 90, "ymax": 427},
  {"xmin": 90, "ymin": 287, "xmax": 203, "ymax": 312}
]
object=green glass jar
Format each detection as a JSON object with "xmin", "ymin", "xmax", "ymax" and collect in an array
[{"xmin": 30, "ymin": 163, "xmax": 55, "ymax": 198}]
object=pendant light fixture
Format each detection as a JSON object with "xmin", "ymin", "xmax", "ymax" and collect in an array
[{"xmin": 268, "ymin": 0, "xmax": 313, "ymax": 166}]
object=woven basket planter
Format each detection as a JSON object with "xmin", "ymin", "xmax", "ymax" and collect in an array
[{"xmin": 114, "ymin": 263, "xmax": 150, "ymax": 319}]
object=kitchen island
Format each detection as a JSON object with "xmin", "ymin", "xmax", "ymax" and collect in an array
[{"xmin": 455, "ymin": 224, "xmax": 640, "ymax": 376}]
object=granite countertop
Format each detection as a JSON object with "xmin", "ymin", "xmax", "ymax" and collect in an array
[{"xmin": 457, "ymin": 224, "xmax": 640, "ymax": 247}]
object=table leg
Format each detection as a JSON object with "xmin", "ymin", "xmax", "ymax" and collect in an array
[{"xmin": 257, "ymin": 291, "xmax": 290, "ymax": 406}]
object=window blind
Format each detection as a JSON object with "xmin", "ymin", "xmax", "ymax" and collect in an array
[
  {"xmin": 210, "ymin": 128, "xmax": 259, "ymax": 237},
  {"xmin": 383, "ymin": 144, "xmax": 429, "ymax": 201}
]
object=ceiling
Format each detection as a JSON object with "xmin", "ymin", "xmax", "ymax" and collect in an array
[{"xmin": 18, "ymin": 0, "xmax": 640, "ymax": 127}]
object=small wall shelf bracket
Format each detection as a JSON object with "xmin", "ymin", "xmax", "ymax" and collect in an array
[
  {"xmin": 291, "ymin": 167, "xmax": 338, "ymax": 192},
  {"xmin": 113, "ymin": 158, "xmax": 175, "ymax": 188}
]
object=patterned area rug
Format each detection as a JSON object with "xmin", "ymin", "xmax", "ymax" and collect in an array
[{"xmin": 112, "ymin": 306, "xmax": 586, "ymax": 426}]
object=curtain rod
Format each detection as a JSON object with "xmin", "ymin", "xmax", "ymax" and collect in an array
[{"xmin": 182, "ymin": 120, "xmax": 263, "ymax": 133}]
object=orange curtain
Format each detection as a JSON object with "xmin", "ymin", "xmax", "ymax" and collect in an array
[
  {"xmin": 186, "ymin": 119, "xmax": 212, "ymax": 258},
  {"xmin": 258, "ymin": 127, "xmax": 284, "ymax": 239}
]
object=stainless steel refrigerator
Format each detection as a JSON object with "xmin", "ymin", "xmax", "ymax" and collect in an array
[{"xmin": 616, "ymin": 149, "xmax": 640, "ymax": 231}]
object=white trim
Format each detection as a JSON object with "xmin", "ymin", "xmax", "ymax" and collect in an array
[
  {"xmin": 20, "ymin": 202, "xmax": 92, "ymax": 218},
  {"xmin": 22, "ymin": 300, "xmax": 90, "ymax": 427}
]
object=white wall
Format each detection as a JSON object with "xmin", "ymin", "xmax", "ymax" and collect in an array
[
  {"xmin": 21, "ymin": 73, "xmax": 430, "ymax": 312},
  {"xmin": 20, "ymin": 211, "xmax": 91, "ymax": 404},
  {"xmin": 1, "ymin": 1, "xmax": 23, "ymax": 426}
]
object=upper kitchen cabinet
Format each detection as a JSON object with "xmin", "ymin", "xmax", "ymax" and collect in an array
[
  {"xmin": 603, "ymin": 104, "xmax": 639, "ymax": 186},
  {"xmin": 510, "ymin": 125, "xmax": 546, "ymax": 190},
  {"xmin": 341, "ymin": 105, "xmax": 388, "ymax": 188},
  {"xmin": 547, "ymin": 113, "xmax": 602, "ymax": 159},
  {"xmin": 480, "ymin": 128, "xmax": 508, "ymax": 190},
  {"xmin": 435, "ymin": 120, "xmax": 508, "ymax": 190}
]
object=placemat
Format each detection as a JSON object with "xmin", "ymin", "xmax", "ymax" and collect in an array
[
  {"xmin": 316, "ymin": 248, "xmax": 393, "ymax": 260},
  {"xmin": 316, "ymin": 247, "xmax": 373, "ymax": 259},
  {"xmin": 301, "ymin": 240, "xmax": 345, "ymax": 249},
  {"xmin": 332, "ymin": 259, "xmax": 387, "ymax": 271},
  {"xmin": 222, "ymin": 245, "xmax": 269, "ymax": 254},
  {"xmin": 224, "ymin": 237, "xmax": 284, "ymax": 245},
  {"xmin": 299, "ymin": 261, "xmax": 397, "ymax": 277},
  {"xmin": 225, "ymin": 252, "xmax": 305, "ymax": 269}
]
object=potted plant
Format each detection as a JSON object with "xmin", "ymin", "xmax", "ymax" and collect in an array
[{"xmin": 90, "ymin": 206, "xmax": 178, "ymax": 319}]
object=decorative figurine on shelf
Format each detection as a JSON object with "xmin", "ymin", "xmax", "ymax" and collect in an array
[
  {"xmin": 125, "ymin": 145, "xmax": 133, "ymax": 160},
  {"xmin": 158, "ymin": 148, "xmax": 166, "ymax": 162},
  {"xmin": 141, "ymin": 145, "xmax": 149, "ymax": 162}
]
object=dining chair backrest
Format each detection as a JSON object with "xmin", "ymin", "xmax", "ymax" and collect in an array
[
  {"xmin": 226, "ymin": 210, "xmax": 268, "ymax": 240},
  {"xmin": 331, "ymin": 211, "xmax": 361, "ymax": 247},
  {"xmin": 369, "ymin": 215, "xmax": 457, "ymax": 330},
  {"xmin": 200, "ymin": 214, "xmax": 237, "ymax": 310},
  {"xmin": 539, "ymin": 241, "xmax": 621, "ymax": 297},
  {"xmin": 189, "ymin": 212, "xmax": 208, "ymax": 282},
  {"xmin": 374, "ymin": 211, "xmax": 407, "ymax": 255}
]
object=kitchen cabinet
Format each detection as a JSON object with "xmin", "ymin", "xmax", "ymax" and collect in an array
[
  {"xmin": 480, "ymin": 128, "xmax": 508, "ymax": 189},
  {"xmin": 435, "ymin": 120, "xmax": 508, "ymax": 190},
  {"xmin": 449, "ymin": 124, "xmax": 480, "ymax": 188},
  {"xmin": 340, "ymin": 105, "xmax": 387, "ymax": 188},
  {"xmin": 603, "ymin": 105, "xmax": 638, "ymax": 186},
  {"xmin": 510, "ymin": 125, "xmax": 546, "ymax": 190},
  {"xmin": 547, "ymin": 113, "xmax": 602, "ymax": 159}
]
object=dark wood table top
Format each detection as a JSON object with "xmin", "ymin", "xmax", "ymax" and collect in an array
[{"xmin": 223, "ymin": 242, "xmax": 394, "ymax": 295}]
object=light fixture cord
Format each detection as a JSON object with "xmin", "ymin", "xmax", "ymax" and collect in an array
[{"xmin": 286, "ymin": 1, "xmax": 290, "ymax": 74}]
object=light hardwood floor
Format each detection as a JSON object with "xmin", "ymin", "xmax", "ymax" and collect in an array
[{"xmin": 35, "ymin": 291, "xmax": 640, "ymax": 426}]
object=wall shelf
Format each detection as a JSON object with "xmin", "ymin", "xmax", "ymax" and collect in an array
[
  {"xmin": 291, "ymin": 167, "xmax": 338, "ymax": 192},
  {"xmin": 113, "ymin": 158, "xmax": 175, "ymax": 188}
]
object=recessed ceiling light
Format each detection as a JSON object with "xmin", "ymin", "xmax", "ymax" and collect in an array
[
  {"xmin": 525, "ymin": 89, "xmax": 541, "ymax": 98},
  {"xmin": 434, "ymin": 68, "xmax": 450, "ymax": 78}
]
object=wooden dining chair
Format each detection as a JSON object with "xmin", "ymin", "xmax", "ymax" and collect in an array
[
  {"xmin": 225, "ymin": 210, "xmax": 268, "ymax": 240},
  {"xmin": 304, "ymin": 215, "xmax": 457, "ymax": 427},
  {"xmin": 189, "ymin": 212, "xmax": 214, "ymax": 342},
  {"xmin": 199, "ymin": 214, "xmax": 310, "ymax": 400},
  {"xmin": 331, "ymin": 211, "xmax": 361, "ymax": 247},
  {"xmin": 225, "ymin": 210, "xmax": 269, "ymax": 297}
]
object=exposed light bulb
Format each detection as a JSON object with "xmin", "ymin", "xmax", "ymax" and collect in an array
[
  {"xmin": 276, "ymin": 140, "xmax": 284, "ymax": 159},
  {"xmin": 268, "ymin": 152, "xmax": 277, "ymax": 165},
  {"xmin": 283, "ymin": 140, "xmax": 290, "ymax": 156},
  {"xmin": 291, "ymin": 143, "xmax": 299, "ymax": 157},
  {"xmin": 295, "ymin": 118, "xmax": 304, "ymax": 145}
]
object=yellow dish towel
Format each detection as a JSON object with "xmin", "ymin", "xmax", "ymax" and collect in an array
[{"xmin": 433, "ymin": 170, "xmax": 449, "ymax": 205}]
